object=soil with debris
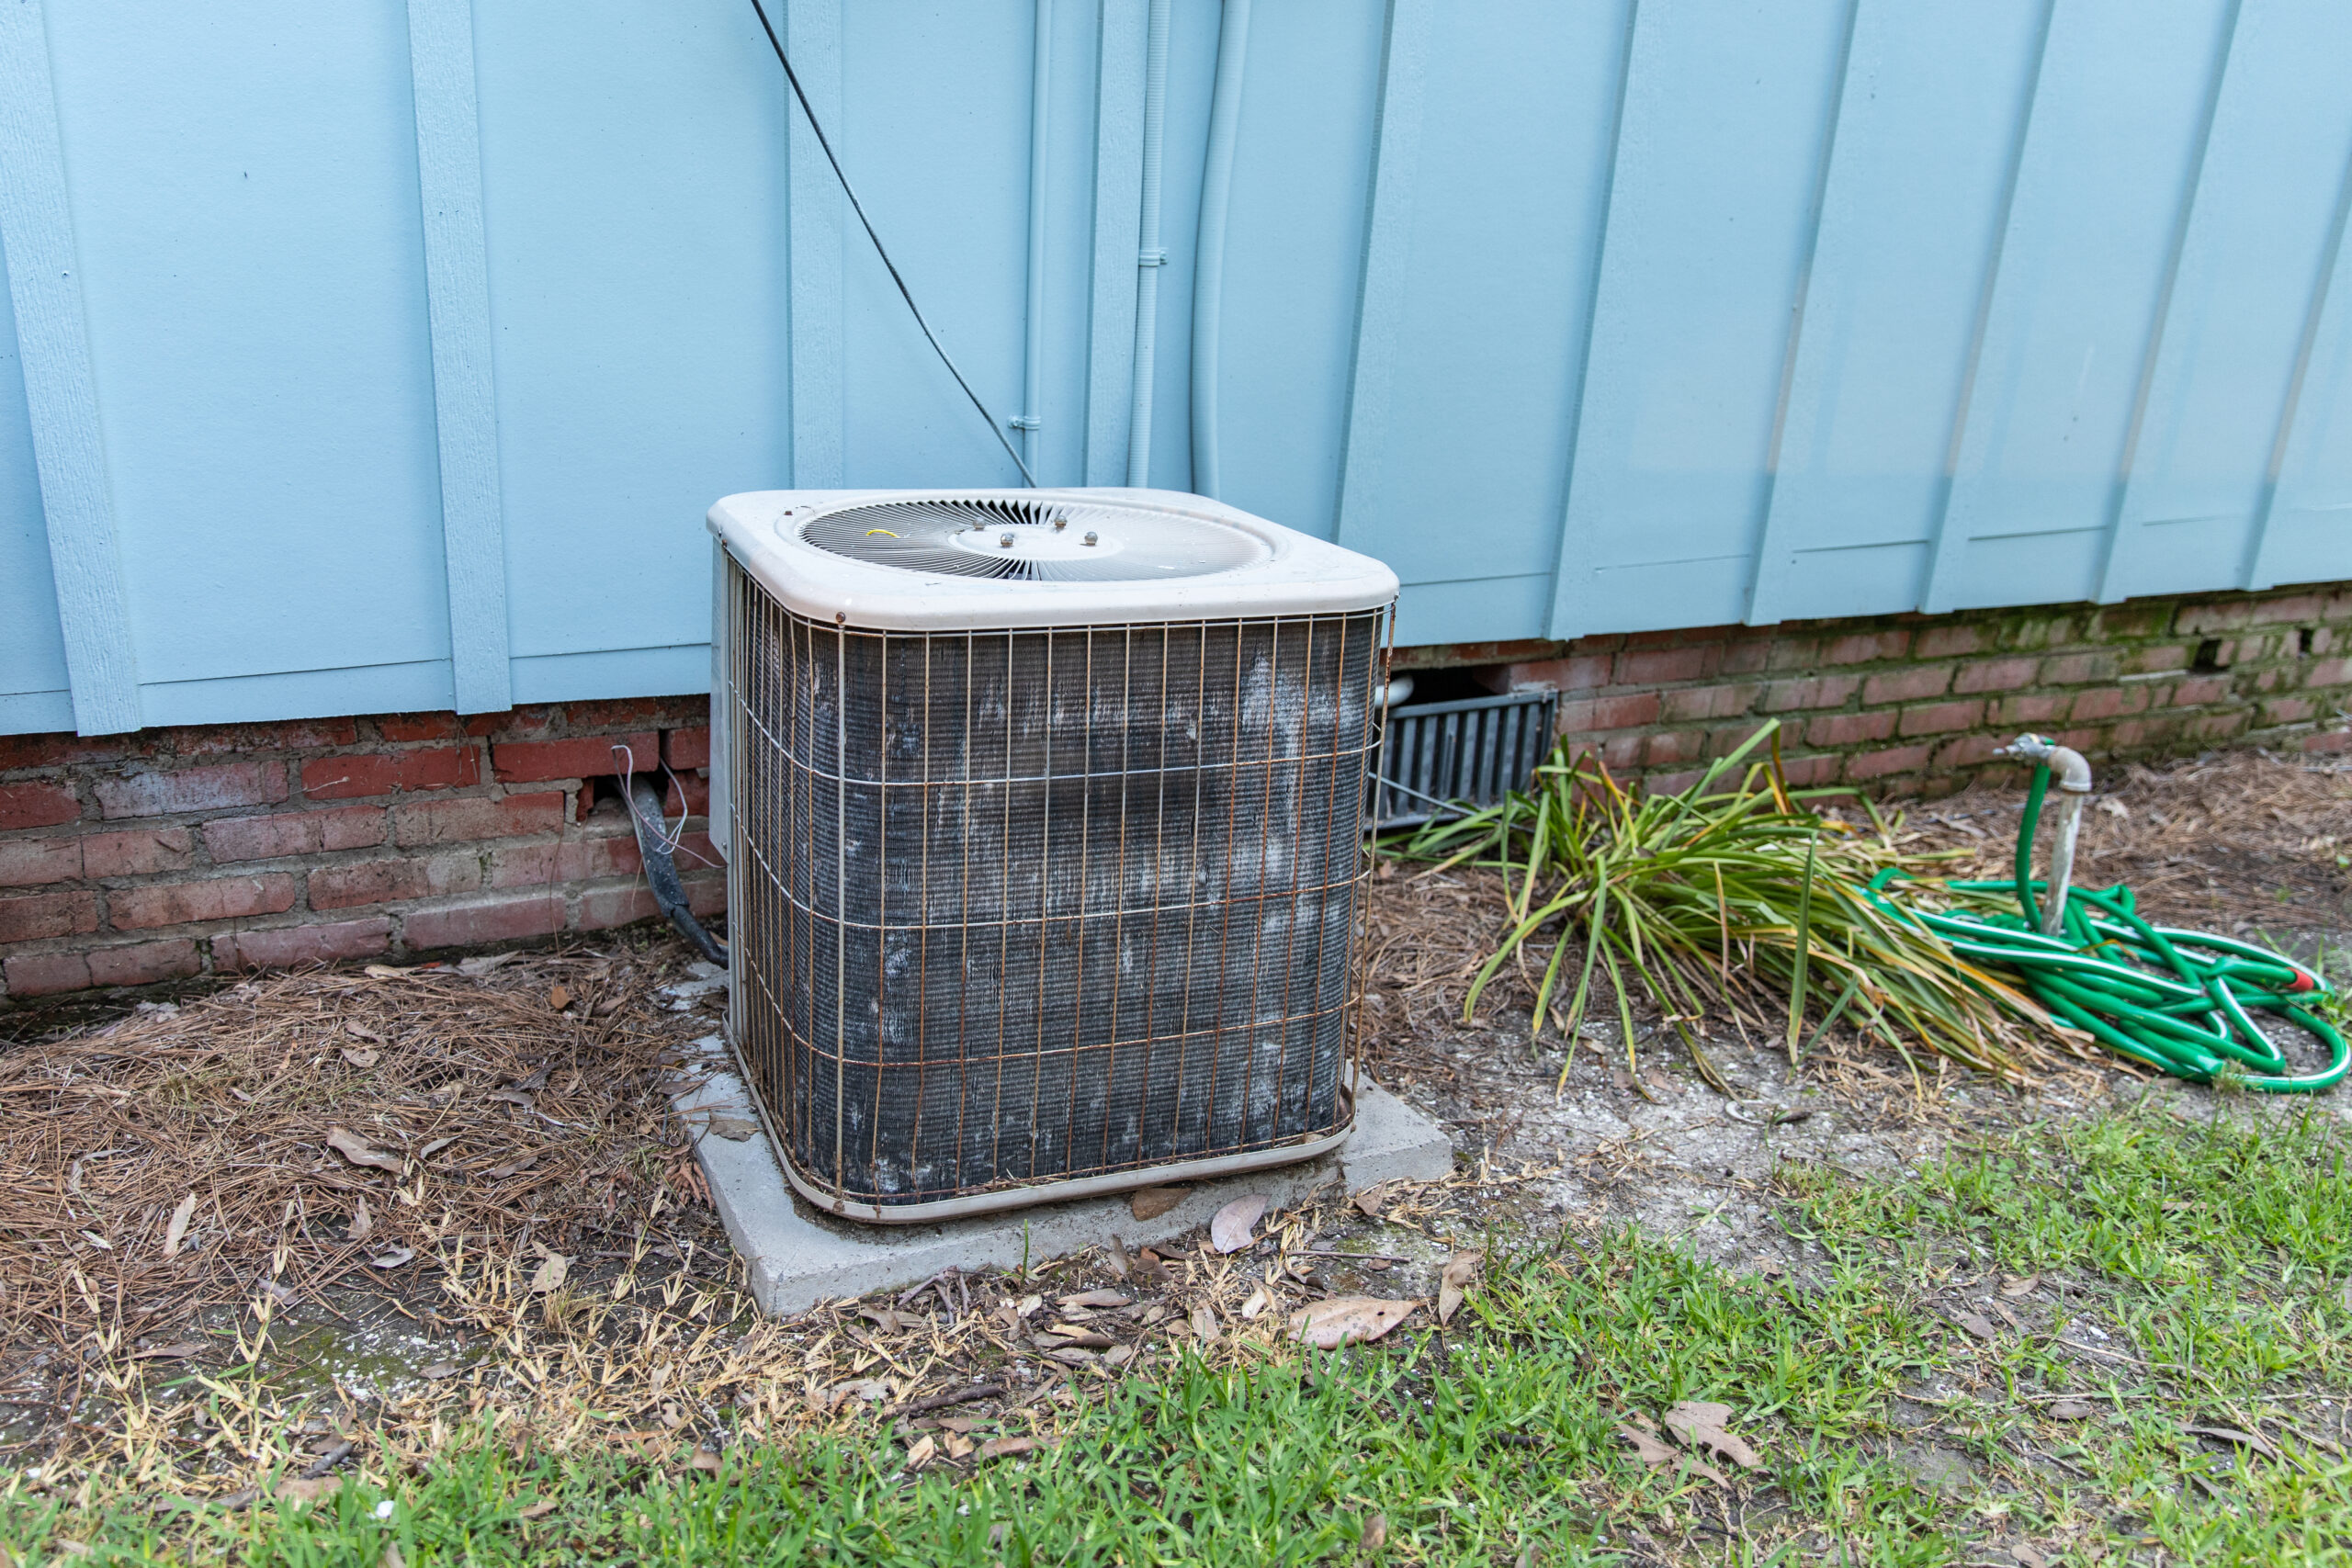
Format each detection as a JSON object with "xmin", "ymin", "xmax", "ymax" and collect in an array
[
  {"xmin": 1358, "ymin": 746, "xmax": 2352, "ymax": 1280},
  {"xmin": 0, "ymin": 746, "xmax": 2345, "ymax": 1511}
]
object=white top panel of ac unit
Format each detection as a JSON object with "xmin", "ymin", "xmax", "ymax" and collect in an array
[{"xmin": 707, "ymin": 488, "xmax": 1398, "ymax": 631}]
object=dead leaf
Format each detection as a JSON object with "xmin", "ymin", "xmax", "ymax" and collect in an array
[
  {"xmin": 275, "ymin": 1475, "xmax": 341, "ymax": 1504},
  {"xmin": 363, "ymin": 964, "xmax": 419, "ymax": 980},
  {"xmin": 548, "ymin": 984, "xmax": 571, "ymax": 1010},
  {"xmin": 1102, "ymin": 1344, "xmax": 1135, "ymax": 1369},
  {"xmin": 2047, "ymin": 1398, "xmax": 2097, "ymax": 1421},
  {"xmin": 1105, "ymin": 1235, "xmax": 1132, "ymax": 1280},
  {"xmin": 686, "ymin": 1448, "xmax": 723, "ymax": 1475},
  {"xmin": 382, "ymin": 1544, "xmax": 405, "ymax": 1568},
  {"xmin": 1239, "ymin": 1283, "xmax": 1274, "ymax": 1321},
  {"xmin": 345, "ymin": 1021, "xmax": 383, "ymax": 1042},
  {"xmin": 1060, "ymin": 1290, "xmax": 1131, "ymax": 1310},
  {"xmin": 827, "ymin": 1378, "xmax": 890, "ymax": 1409},
  {"xmin": 130, "ymin": 1341, "xmax": 205, "ymax": 1360},
  {"xmin": 420, "ymin": 1360, "xmax": 460, "ymax": 1380},
  {"xmin": 1210, "ymin": 1194, "xmax": 1269, "ymax": 1254},
  {"xmin": 1135, "ymin": 1248, "xmax": 1170, "ymax": 1287},
  {"xmin": 703, "ymin": 1115, "xmax": 757, "ymax": 1141},
  {"xmin": 419, "ymin": 1136, "xmax": 459, "ymax": 1161},
  {"xmin": 2012, "ymin": 1543, "xmax": 2050, "ymax": 1568},
  {"xmin": 1290, "ymin": 1297, "xmax": 1417, "ymax": 1349},
  {"xmin": 457, "ymin": 951, "xmax": 521, "ymax": 977},
  {"xmin": 1351, "ymin": 1181, "xmax": 1397, "ymax": 1218},
  {"xmin": 1617, "ymin": 1422, "xmax": 1679, "ymax": 1465},
  {"xmin": 340, "ymin": 1047, "xmax": 379, "ymax": 1069},
  {"xmin": 1951, "ymin": 1310, "xmax": 1999, "ymax": 1342},
  {"xmin": 1131, "ymin": 1186, "xmax": 1188, "ymax": 1221},
  {"xmin": 348, "ymin": 1196, "xmax": 373, "ymax": 1244},
  {"xmin": 2000, "ymin": 1273, "xmax": 2040, "ymax": 1298},
  {"xmin": 367, "ymin": 1246, "xmax": 416, "ymax": 1269},
  {"xmin": 904, "ymin": 1434, "xmax": 937, "ymax": 1469},
  {"xmin": 2097, "ymin": 797, "xmax": 2130, "ymax": 818},
  {"xmin": 326, "ymin": 1126, "xmax": 402, "ymax": 1174},
  {"xmin": 1437, "ymin": 1250, "xmax": 1482, "ymax": 1326},
  {"xmin": 486, "ymin": 1152, "xmax": 538, "ymax": 1179},
  {"xmin": 163, "ymin": 1192, "xmax": 198, "ymax": 1258},
  {"xmin": 978, "ymin": 1435, "xmax": 1053, "ymax": 1461},
  {"xmin": 529, "ymin": 1244, "xmax": 569, "ymax": 1293},
  {"xmin": 2186, "ymin": 1423, "xmax": 2279, "ymax": 1461},
  {"xmin": 516, "ymin": 1499, "xmax": 557, "ymax": 1520},
  {"xmin": 487, "ymin": 1089, "xmax": 536, "ymax": 1110},
  {"xmin": 1190, "ymin": 1303, "xmax": 1219, "ymax": 1342},
  {"xmin": 1663, "ymin": 1401, "xmax": 1762, "ymax": 1470}
]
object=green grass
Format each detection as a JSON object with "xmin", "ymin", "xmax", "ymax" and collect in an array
[{"xmin": 15, "ymin": 1102, "xmax": 2352, "ymax": 1564}]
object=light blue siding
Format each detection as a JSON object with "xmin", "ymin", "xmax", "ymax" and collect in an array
[{"xmin": 1, "ymin": 0, "xmax": 2347, "ymax": 739}]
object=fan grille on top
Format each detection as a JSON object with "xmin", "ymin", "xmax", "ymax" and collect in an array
[{"xmin": 799, "ymin": 497, "xmax": 1270, "ymax": 582}]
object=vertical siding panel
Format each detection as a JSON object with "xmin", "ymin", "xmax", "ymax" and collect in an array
[
  {"xmin": 1548, "ymin": 0, "xmax": 1854, "ymax": 641},
  {"xmin": 2100, "ymin": 0, "xmax": 2352, "ymax": 600},
  {"xmin": 1747, "ymin": 0, "xmax": 2051, "ymax": 627},
  {"xmin": 406, "ymin": 0, "xmax": 512, "ymax": 714},
  {"xmin": 2246, "ymin": 155, "xmax": 2352, "ymax": 591},
  {"xmin": 2092, "ymin": 0, "xmax": 2243, "ymax": 604},
  {"xmin": 787, "ymin": 0, "xmax": 844, "ymax": 489},
  {"xmin": 0, "ymin": 0, "xmax": 140, "ymax": 736},
  {"xmin": 1331, "ymin": 0, "xmax": 1431, "ymax": 552},
  {"xmin": 1922, "ymin": 0, "xmax": 2235, "ymax": 615},
  {"xmin": 1082, "ymin": 0, "xmax": 1146, "ymax": 486}
]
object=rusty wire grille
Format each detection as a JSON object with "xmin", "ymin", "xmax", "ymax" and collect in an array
[{"xmin": 723, "ymin": 556, "xmax": 1387, "ymax": 1217}]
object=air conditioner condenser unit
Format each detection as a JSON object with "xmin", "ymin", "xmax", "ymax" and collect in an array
[{"xmin": 706, "ymin": 489, "xmax": 1398, "ymax": 1223}]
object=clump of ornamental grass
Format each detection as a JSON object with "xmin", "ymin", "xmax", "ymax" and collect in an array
[{"xmin": 1396, "ymin": 722, "xmax": 2056, "ymax": 1089}]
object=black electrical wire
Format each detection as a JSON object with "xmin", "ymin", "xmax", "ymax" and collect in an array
[{"xmin": 745, "ymin": 0, "xmax": 1038, "ymax": 488}]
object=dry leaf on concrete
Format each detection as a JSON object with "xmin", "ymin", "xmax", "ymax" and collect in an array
[
  {"xmin": 162, "ymin": 1192, "xmax": 197, "ymax": 1258},
  {"xmin": 1663, "ymin": 1401, "xmax": 1762, "ymax": 1469},
  {"xmin": 1437, "ymin": 1250, "xmax": 1482, "ymax": 1326},
  {"xmin": 1290, "ymin": 1297, "xmax": 1416, "ymax": 1349},
  {"xmin": 1131, "ymin": 1186, "xmax": 1188, "ymax": 1221},
  {"xmin": 1351, "ymin": 1181, "xmax": 1398, "ymax": 1218},
  {"xmin": 325, "ymin": 1126, "xmax": 401, "ymax": 1173},
  {"xmin": 1211, "ymin": 1194, "xmax": 1268, "ymax": 1254}
]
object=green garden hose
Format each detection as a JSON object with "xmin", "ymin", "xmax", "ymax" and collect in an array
[{"xmin": 1870, "ymin": 756, "xmax": 2347, "ymax": 1093}]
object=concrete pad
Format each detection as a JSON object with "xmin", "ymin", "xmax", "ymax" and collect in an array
[{"xmin": 673, "ymin": 1037, "xmax": 1456, "ymax": 1316}]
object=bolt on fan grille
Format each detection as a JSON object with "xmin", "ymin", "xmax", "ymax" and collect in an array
[
  {"xmin": 799, "ymin": 497, "xmax": 1270, "ymax": 582},
  {"xmin": 723, "ymin": 557, "xmax": 1385, "ymax": 1216}
]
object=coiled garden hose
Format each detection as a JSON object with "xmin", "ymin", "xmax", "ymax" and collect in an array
[{"xmin": 1870, "ymin": 747, "xmax": 2346, "ymax": 1092}]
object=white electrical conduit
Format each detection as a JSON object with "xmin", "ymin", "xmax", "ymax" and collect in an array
[
  {"xmin": 1189, "ymin": 0, "xmax": 1251, "ymax": 499},
  {"xmin": 1124, "ymin": 0, "xmax": 1173, "ymax": 487},
  {"xmin": 1019, "ymin": 0, "xmax": 1052, "ymax": 469}
]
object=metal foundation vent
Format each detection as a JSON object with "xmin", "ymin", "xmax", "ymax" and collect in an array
[
  {"xmin": 707, "ymin": 489, "xmax": 1398, "ymax": 1223},
  {"xmin": 1370, "ymin": 689, "xmax": 1560, "ymax": 830}
]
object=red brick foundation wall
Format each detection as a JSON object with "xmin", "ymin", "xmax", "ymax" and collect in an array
[
  {"xmin": 0, "ymin": 699, "xmax": 720, "ymax": 1003},
  {"xmin": 6, "ymin": 584, "xmax": 2348, "ymax": 1002},
  {"xmin": 1396, "ymin": 584, "xmax": 2352, "ymax": 795}
]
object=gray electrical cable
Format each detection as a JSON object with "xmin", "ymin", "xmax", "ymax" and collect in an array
[{"xmin": 745, "ymin": 0, "xmax": 1038, "ymax": 487}]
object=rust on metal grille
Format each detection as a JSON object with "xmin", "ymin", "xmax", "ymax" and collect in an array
[{"xmin": 721, "ymin": 555, "xmax": 1390, "ymax": 1221}]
